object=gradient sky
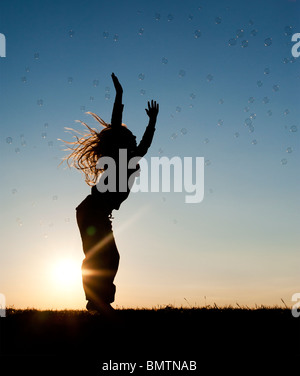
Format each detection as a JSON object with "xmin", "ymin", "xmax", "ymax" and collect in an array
[{"xmin": 0, "ymin": 0, "xmax": 299, "ymax": 309}]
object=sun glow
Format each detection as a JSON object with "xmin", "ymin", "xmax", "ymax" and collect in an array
[{"xmin": 51, "ymin": 258, "xmax": 81, "ymax": 290}]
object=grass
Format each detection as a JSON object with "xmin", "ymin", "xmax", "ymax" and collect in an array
[{"xmin": 0, "ymin": 305, "xmax": 299, "ymax": 364}]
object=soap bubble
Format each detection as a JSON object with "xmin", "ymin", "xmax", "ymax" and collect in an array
[
  {"xmin": 194, "ymin": 29, "xmax": 201, "ymax": 39},
  {"xmin": 283, "ymin": 57, "xmax": 290, "ymax": 64},
  {"xmin": 155, "ymin": 13, "xmax": 161, "ymax": 21},
  {"xmin": 286, "ymin": 147, "xmax": 293, "ymax": 153},
  {"xmin": 188, "ymin": 15, "xmax": 193, "ymax": 21},
  {"xmin": 103, "ymin": 31, "xmax": 109, "ymax": 39},
  {"xmin": 284, "ymin": 26, "xmax": 293, "ymax": 36},
  {"xmin": 90, "ymin": 96, "xmax": 94, "ymax": 101},
  {"xmin": 290, "ymin": 125, "xmax": 298, "ymax": 132},
  {"xmin": 188, "ymin": 104, "xmax": 194, "ymax": 109},
  {"xmin": 267, "ymin": 110, "xmax": 272, "ymax": 116},
  {"xmin": 248, "ymin": 125, "xmax": 255, "ymax": 133},
  {"xmin": 250, "ymin": 29, "xmax": 258, "ymax": 36},
  {"xmin": 68, "ymin": 77, "xmax": 73, "ymax": 84},
  {"xmin": 162, "ymin": 57, "xmax": 168, "ymax": 64},
  {"xmin": 204, "ymin": 138, "xmax": 209, "ymax": 144},
  {"xmin": 245, "ymin": 118, "xmax": 252, "ymax": 126},
  {"xmin": 281, "ymin": 158, "xmax": 288, "ymax": 165},
  {"xmin": 264, "ymin": 38, "xmax": 272, "ymax": 46},
  {"xmin": 105, "ymin": 86, "xmax": 110, "ymax": 92},
  {"xmin": 206, "ymin": 74, "xmax": 213, "ymax": 82},
  {"xmin": 11, "ymin": 188, "xmax": 17, "ymax": 194},
  {"xmin": 244, "ymin": 106, "xmax": 250, "ymax": 112},
  {"xmin": 262, "ymin": 96, "xmax": 269, "ymax": 104},
  {"xmin": 44, "ymin": 122, "xmax": 49, "ymax": 128},
  {"xmin": 218, "ymin": 99, "xmax": 224, "ymax": 104},
  {"xmin": 16, "ymin": 218, "xmax": 23, "ymax": 227},
  {"xmin": 138, "ymin": 73, "xmax": 145, "ymax": 80},
  {"xmin": 15, "ymin": 147, "xmax": 20, "ymax": 153},
  {"xmin": 48, "ymin": 141, "xmax": 53, "ymax": 147},
  {"xmin": 248, "ymin": 97, "xmax": 255, "ymax": 103},
  {"xmin": 167, "ymin": 14, "xmax": 174, "ymax": 22},
  {"xmin": 228, "ymin": 38, "xmax": 237, "ymax": 46},
  {"xmin": 250, "ymin": 113, "xmax": 256, "ymax": 120},
  {"xmin": 189, "ymin": 93, "xmax": 196, "ymax": 100},
  {"xmin": 41, "ymin": 132, "xmax": 47, "ymax": 139},
  {"xmin": 171, "ymin": 133, "xmax": 178, "ymax": 140},
  {"xmin": 249, "ymin": 20, "xmax": 254, "ymax": 26},
  {"xmin": 215, "ymin": 17, "xmax": 222, "ymax": 24},
  {"xmin": 93, "ymin": 79, "xmax": 99, "ymax": 87},
  {"xmin": 241, "ymin": 40, "xmax": 248, "ymax": 48},
  {"xmin": 257, "ymin": 80, "xmax": 263, "ymax": 87},
  {"xmin": 217, "ymin": 119, "xmax": 223, "ymax": 126},
  {"xmin": 273, "ymin": 84, "xmax": 279, "ymax": 92},
  {"xmin": 251, "ymin": 139, "xmax": 257, "ymax": 145},
  {"xmin": 180, "ymin": 128, "xmax": 187, "ymax": 135},
  {"xmin": 205, "ymin": 159, "xmax": 211, "ymax": 166},
  {"xmin": 138, "ymin": 28, "xmax": 144, "ymax": 36},
  {"xmin": 158, "ymin": 148, "xmax": 163, "ymax": 155},
  {"xmin": 6, "ymin": 137, "xmax": 12, "ymax": 144},
  {"xmin": 113, "ymin": 34, "xmax": 119, "ymax": 42},
  {"xmin": 21, "ymin": 76, "xmax": 27, "ymax": 83},
  {"xmin": 25, "ymin": 66, "xmax": 30, "ymax": 73},
  {"xmin": 34, "ymin": 52, "xmax": 40, "ymax": 60},
  {"xmin": 105, "ymin": 93, "xmax": 110, "ymax": 100},
  {"xmin": 236, "ymin": 29, "xmax": 244, "ymax": 38},
  {"xmin": 140, "ymin": 89, "xmax": 146, "ymax": 95},
  {"xmin": 234, "ymin": 132, "xmax": 240, "ymax": 138},
  {"xmin": 80, "ymin": 105, "xmax": 86, "ymax": 112},
  {"xmin": 37, "ymin": 99, "xmax": 44, "ymax": 106},
  {"xmin": 264, "ymin": 67, "xmax": 270, "ymax": 75},
  {"xmin": 176, "ymin": 106, "xmax": 181, "ymax": 113},
  {"xmin": 283, "ymin": 109, "xmax": 289, "ymax": 116},
  {"xmin": 69, "ymin": 30, "xmax": 74, "ymax": 38},
  {"xmin": 178, "ymin": 70, "xmax": 186, "ymax": 78}
]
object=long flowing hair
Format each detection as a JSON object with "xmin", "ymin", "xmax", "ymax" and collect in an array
[{"xmin": 59, "ymin": 112, "xmax": 126, "ymax": 186}]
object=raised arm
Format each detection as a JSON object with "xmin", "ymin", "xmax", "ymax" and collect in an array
[
  {"xmin": 110, "ymin": 72, "xmax": 124, "ymax": 128},
  {"xmin": 136, "ymin": 100, "xmax": 159, "ymax": 158}
]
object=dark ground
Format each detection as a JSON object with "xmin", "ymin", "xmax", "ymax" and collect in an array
[{"xmin": 0, "ymin": 306, "xmax": 299, "ymax": 372}]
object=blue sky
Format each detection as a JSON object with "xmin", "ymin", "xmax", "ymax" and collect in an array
[{"xmin": 0, "ymin": 0, "xmax": 299, "ymax": 309}]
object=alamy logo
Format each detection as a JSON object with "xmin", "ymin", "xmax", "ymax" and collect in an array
[
  {"xmin": 96, "ymin": 150, "xmax": 204, "ymax": 204},
  {"xmin": 291, "ymin": 33, "xmax": 300, "ymax": 58},
  {"xmin": 0, "ymin": 33, "xmax": 6, "ymax": 58},
  {"xmin": 0, "ymin": 293, "xmax": 6, "ymax": 317}
]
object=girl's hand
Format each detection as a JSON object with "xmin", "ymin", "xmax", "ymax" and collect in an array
[
  {"xmin": 111, "ymin": 72, "xmax": 123, "ymax": 93},
  {"xmin": 145, "ymin": 100, "xmax": 159, "ymax": 120}
]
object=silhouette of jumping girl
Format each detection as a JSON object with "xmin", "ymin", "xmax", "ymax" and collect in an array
[{"xmin": 61, "ymin": 73, "xmax": 159, "ymax": 314}]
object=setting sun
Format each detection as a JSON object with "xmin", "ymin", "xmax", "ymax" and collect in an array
[{"xmin": 51, "ymin": 258, "xmax": 81, "ymax": 290}]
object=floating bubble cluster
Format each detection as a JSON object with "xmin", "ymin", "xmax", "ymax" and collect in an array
[{"xmin": 138, "ymin": 73, "xmax": 145, "ymax": 80}]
